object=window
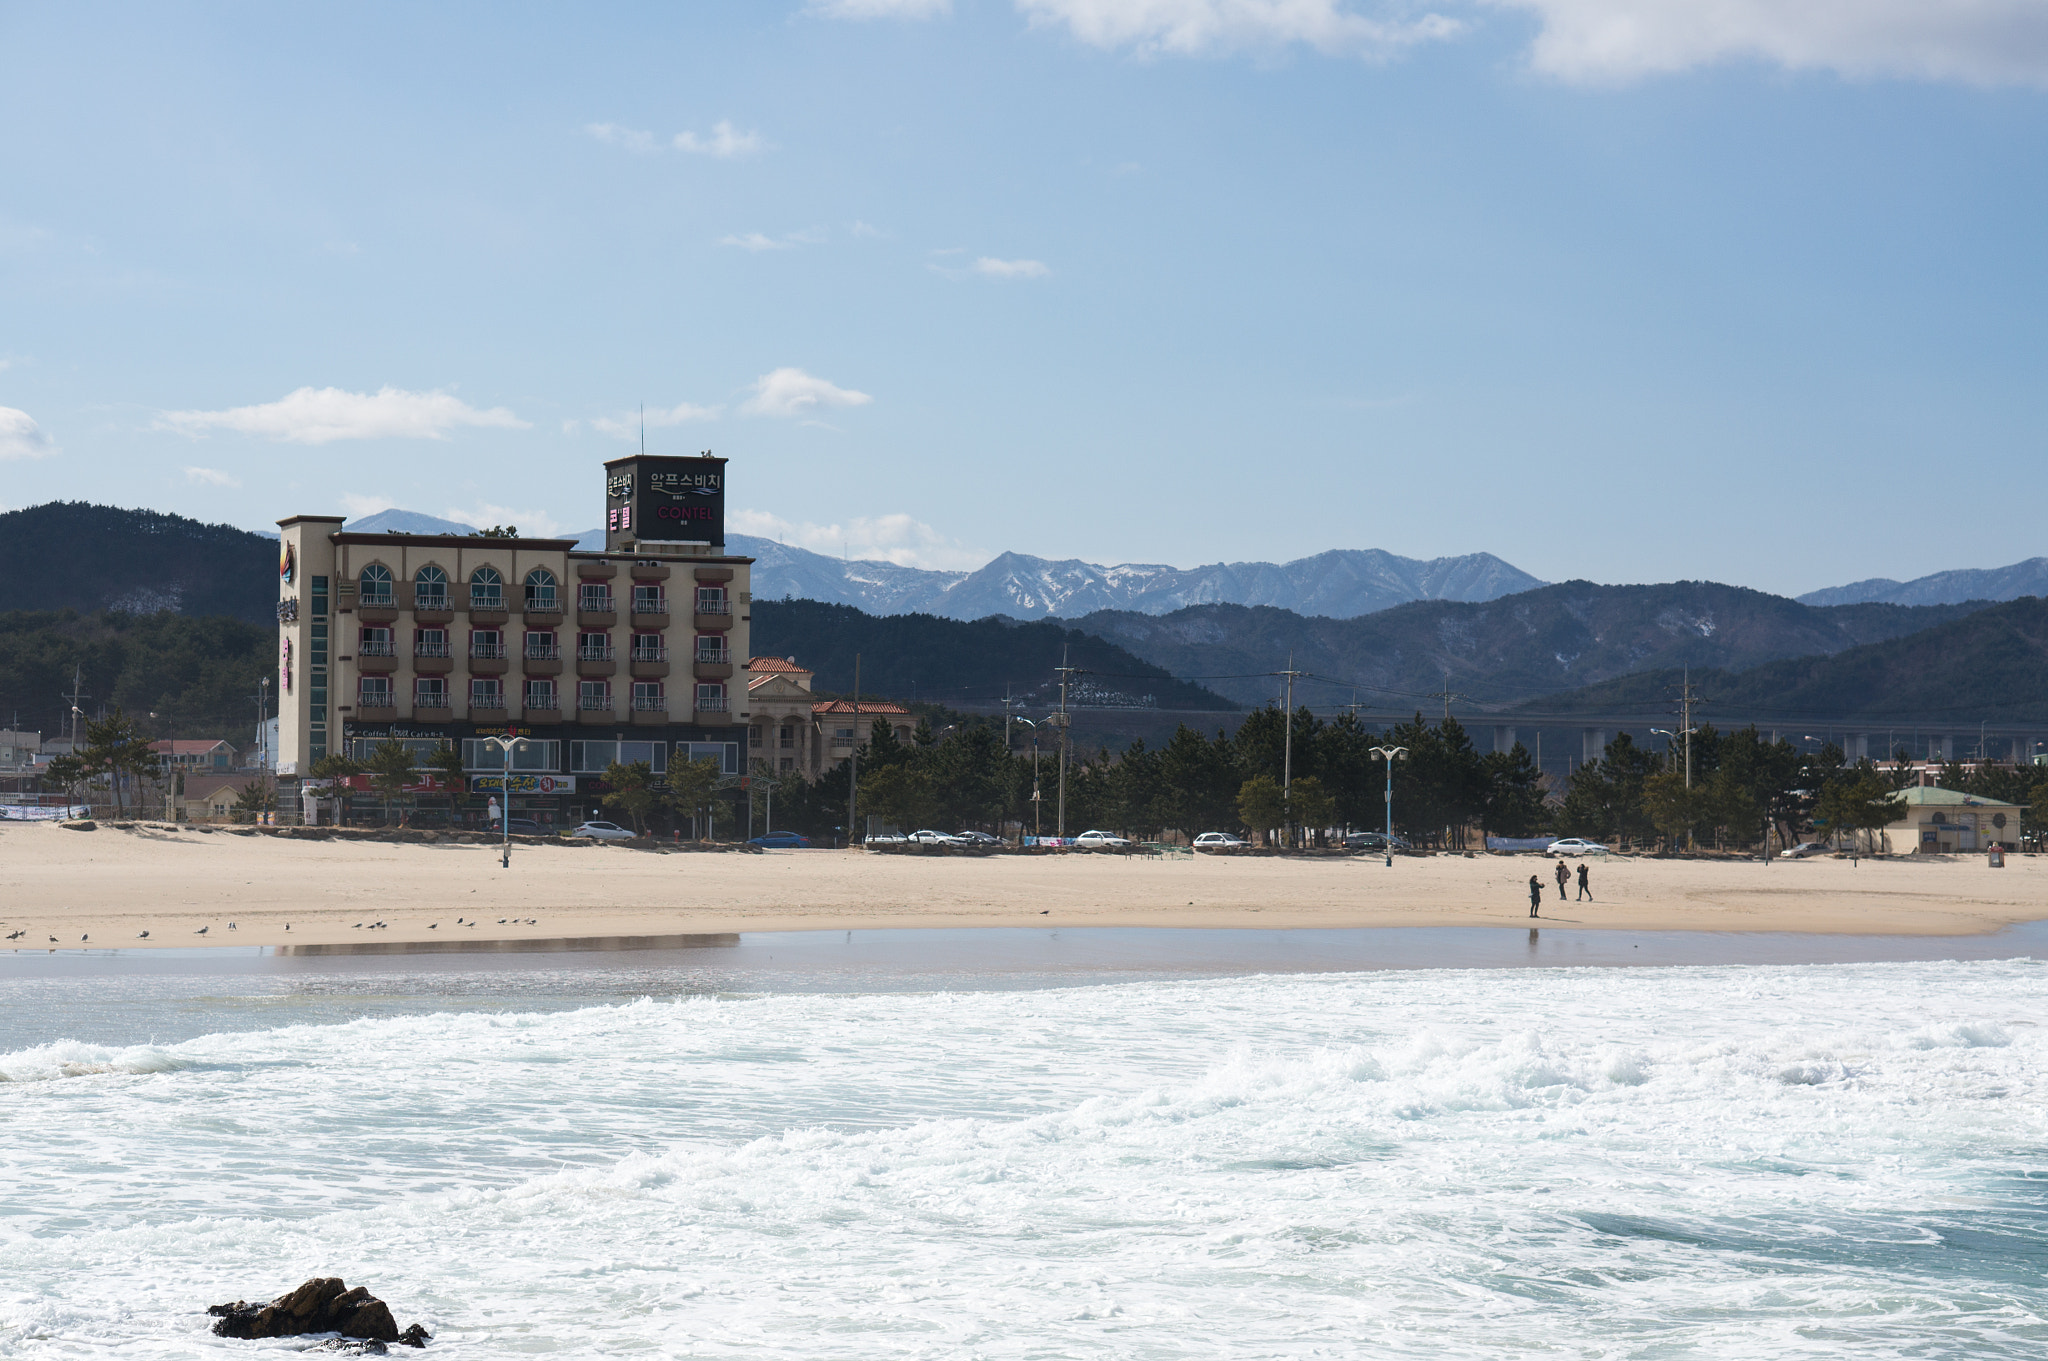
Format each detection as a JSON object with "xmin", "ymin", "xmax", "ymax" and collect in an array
[
  {"xmin": 633, "ymin": 583, "xmax": 666, "ymax": 613},
  {"xmin": 696, "ymin": 682, "xmax": 727, "ymax": 712},
  {"xmin": 346, "ymin": 737, "xmax": 442, "ymax": 766},
  {"xmin": 471, "ymin": 677, "xmax": 504, "ymax": 708},
  {"xmin": 632, "ymin": 682, "xmax": 664, "ymax": 711},
  {"xmin": 525, "ymin": 567, "xmax": 558, "ymax": 610},
  {"xmin": 578, "ymin": 632, "xmax": 612, "ymax": 660},
  {"xmin": 469, "ymin": 566, "xmax": 504, "ymax": 607},
  {"xmin": 749, "ymin": 724, "xmax": 763, "ymax": 748},
  {"xmin": 415, "ymin": 676, "xmax": 447, "ymax": 707},
  {"xmin": 470, "ymin": 629, "xmax": 504, "ymax": 659},
  {"xmin": 695, "ymin": 585, "xmax": 727, "ymax": 614},
  {"xmin": 695, "ymin": 635, "xmax": 728, "ymax": 664},
  {"xmin": 779, "ymin": 725, "xmax": 795, "ymax": 749},
  {"xmin": 779, "ymin": 757, "xmax": 794, "ymax": 773},
  {"xmin": 630, "ymin": 633, "xmax": 665, "ymax": 662},
  {"xmin": 685, "ymin": 741, "xmax": 740, "ymax": 774},
  {"xmin": 832, "ymin": 727, "xmax": 855, "ymax": 745},
  {"xmin": 463, "ymin": 738, "xmax": 560, "ymax": 772},
  {"xmin": 359, "ymin": 676, "xmax": 393, "ymax": 706},
  {"xmin": 359, "ymin": 626, "xmax": 394, "ymax": 656},
  {"xmin": 524, "ymin": 678, "xmax": 557, "ymax": 710},
  {"xmin": 414, "ymin": 564, "xmax": 448, "ymax": 608},
  {"xmin": 524, "ymin": 630, "xmax": 558, "ymax": 660},
  {"xmin": 416, "ymin": 628, "xmax": 449, "ymax": 658},
  {"xmin": 571, "ymin": 741, "xmax": 666, "ymax": 774},
  {"xmin": 359, "ymin": 564, "xmax": 393, "ymax": 605},
  {"xmin": 579, "ymin": 680, "xmax": 612, "ymax": 711},
  {"xmin": 579, "ymin": 582, "xmax": 613, "ymax": 611}
]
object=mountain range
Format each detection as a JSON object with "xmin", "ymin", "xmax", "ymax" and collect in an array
[
  {"xmin": 341, "ymin": 509, "xmax": 1546, "ymax": 621},
  {"xmin": 1795, "ymin": 558, "xmax": 2048, "ymax": 608}
]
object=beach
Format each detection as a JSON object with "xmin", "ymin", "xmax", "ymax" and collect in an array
[{"xmin": 3, "ymin": 820, "xmax": 2041, "ymax": 950}]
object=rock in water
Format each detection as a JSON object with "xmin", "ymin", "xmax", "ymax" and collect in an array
[{"xmin": 208, "ymin": 1277, "xmax": 408, "ymax": 1343}]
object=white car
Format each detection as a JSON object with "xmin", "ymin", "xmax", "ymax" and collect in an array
[
  {"xmin": 1783, "ymin": 842, "xmax": 1833, "ymax": 859},
  {"xmin": 570, "ymin": 820, "xmax": 636, "ymax": 840},
  {"xmin": 1545, "ymin": 838, "xmax": 1608, "ymax": 856},
  {"xmin": 907, "ymin": 829, "xmax": 960, "ymax": 845},
  {"xmin": 1193, "ymin": 832, "xmax": 1247, "ymax": 851},
  {"xmin": 1075, "ymin": 830, "xmax": 1132, "ymax": 849}
]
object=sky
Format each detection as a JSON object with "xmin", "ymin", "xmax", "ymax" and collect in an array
[{"xmin": 2, "ymin": 1, "xmax": 2045, "ymax": 596}]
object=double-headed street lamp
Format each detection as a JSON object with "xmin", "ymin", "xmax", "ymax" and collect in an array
[
  {"xmin": 1012, "ymin": 716, "xmax": 1044, "ymax": 843},
  {"xmin": 480, "ymin": 734, "xmax": 530, "ymax": 869},
  {"xmin": 1369, "ymin": 745, "xmax": 1408, "ymax": 867}
]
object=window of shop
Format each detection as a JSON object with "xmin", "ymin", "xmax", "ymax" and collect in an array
[
  {"xmin": 463, "ymin": 738, "xmax": 561, "ymax": 772},
  {"xmin": 571, "ymin": 741, "xmax": 667, "ymax": 774}
]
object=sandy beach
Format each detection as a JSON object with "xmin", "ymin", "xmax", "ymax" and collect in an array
[{"xmin": 2, "ymin": 820, "xmax": 2042, "ymax": 950}]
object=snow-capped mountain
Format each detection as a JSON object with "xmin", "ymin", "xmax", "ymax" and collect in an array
[{"xmin": 1797, "ymin": 558, "xmax": 2048, "ymax": 607}]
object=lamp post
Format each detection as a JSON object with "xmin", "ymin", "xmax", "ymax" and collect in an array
[
  {"xmin": 1369, "ymin": 745, "xmax": 1408, "ymax": 867},
  {"xmin": 481, "ymin": 734, "xmax": 530, "ymax": 869},
  {"xmin": 1013, "ymin": 717, "xmax": 1043, "ymax": 843}
]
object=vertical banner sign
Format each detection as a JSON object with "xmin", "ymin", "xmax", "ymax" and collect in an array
[{"xmin": 606, "ymin": 455, "xmax": 726, "ymax": 547}]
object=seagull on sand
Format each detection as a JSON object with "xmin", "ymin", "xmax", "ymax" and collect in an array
[
  {"xmin": 195, "ymin": 926, "xmax": 208, "ymax": 935},
  {"xmin": 138, "ymin": 931, "xmax": 149, "ymax": 938},
  {"xmin": 81, "ymin": 934, "xmax": 88, "ymax": 942}
]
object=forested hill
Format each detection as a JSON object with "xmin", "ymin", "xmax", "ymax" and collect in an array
[
  {"xmin": 1068, "ymin": 582, "xmax": 1989, "ymax": 709},
  {"xmin": 0, "ymin": 502, "xmax": 278, "ymax": 625},
  {"xmin": 747, "ymin": 599, "xmax": 1234, "ymax": 711},
  {"xmin": 1515, "ymin": 594, "xmax": 2048, "ymax": 722},
  {"xmin": 0, "ymin": 611, "xmax": 271, "ymax": 739}
]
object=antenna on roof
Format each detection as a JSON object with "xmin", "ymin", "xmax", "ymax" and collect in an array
[{"xmin": 639, "ymin": 403, "xmax": 645, "ymax": 457}]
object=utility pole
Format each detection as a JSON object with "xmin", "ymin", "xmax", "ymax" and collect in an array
[
  {"xmin": 1278, "ymin": 654, "xmax": 1303, "ymax": 847},
  {"xmin": 1428, "ymin": 668, "xmax": 1465, "ymax": 726},
  {"xmin": 1054, "ymin": 645, "xmax": 1078, "ymax": 838},
  {"xmin": 846, "ymin": 653, "xmax": 861, "ymax": 846},
  {"xmin": 65, "ymin": 666, "xmax": 87, "ymax": 752}
]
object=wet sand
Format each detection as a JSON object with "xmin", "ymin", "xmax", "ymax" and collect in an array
[{"xmin": 2, "ymin": 821, "xmax": 2042, "ymax": 953}]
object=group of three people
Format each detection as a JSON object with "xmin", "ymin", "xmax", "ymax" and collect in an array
[{"xmin": 1528, "ymin": 859, "xmax": 1590, "ymax": 917}]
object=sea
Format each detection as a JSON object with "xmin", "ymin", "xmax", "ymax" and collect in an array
[{"xmin": 3, "ymin": 928, "xmax": 2045, "ymax": 1358}]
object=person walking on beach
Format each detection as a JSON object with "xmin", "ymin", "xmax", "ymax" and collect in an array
[
  {"xmin": 1528, "ymin": 875, "xmax": 1542, "ymax": 918},
  {"xmin": 1553, "ymin": 859, "xmax": 1570, "ymax": 901},
  {"xmin": 1576, "ymin": 862, "xmax": 1592, "ymax": 901}
]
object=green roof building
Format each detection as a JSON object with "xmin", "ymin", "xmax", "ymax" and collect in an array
[{"xmin": 1884, "ymin": 785, "xmax": 2025, "ymax": 854}]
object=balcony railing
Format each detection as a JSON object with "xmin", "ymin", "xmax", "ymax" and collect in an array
[
  {"xmin": 578, "ymin": 642, "xmax": 615, "ymax": 661},
  {"xmin": 359, "ymin": 640, "xmax": 396, "ymax": 657},
  {"xmin": 358, "ymin": 688, "xmax": 395, "ymax": 706},
  {"xmin": 695, "ymin": 695, "xmax": 729, "ymax": 712},
  {"xmin": 470, "ymin": 641, "xmax": 507, "ymax": 660},
  {"xmin": 414, "ymin": 592, "xmax": 450, "ymax": 611},
  {"xmin": 414, "ymin": 689, "xmax": 449, "ymax": 707},
  {"xmin": 524, "ymin": 643, "xmax": 561, "ymax": 661},
  {"xmin": 693, "ymin": 599, "xmax": 730, "ymax": 615},
  {"xmin": 359, "ymin": 592, "xmax": 395, "ymax": 608},
  {"xmin": 632, "ymin": 696, "xmax": 666, "ymax": 712},
  {"xmin": 470, "ymin": 689, "xmax": 505, "ymax": 707},
  {"xmin": 579, "ymin": 593, "xmax": 615, "ymax": 612},
  {"xmin": 415, "ymin": 641, "xmax": 452, "ymax": 658},
  {"xmin": 469, "ymin": 591, "xmax": 505, "ymax": 609},
  {"xmin": 525, "ymin": 592, "xmax": 560, "ymax": 611},
  {"xmin": 579, "ymin": 695, "xmax": 614, "ymax": 711},
  {"xmin": 695, "ymin": 647, "xmax": 730, "ymax": 665},
  {"xmin": 524, "ymin": 690, "xmax": 558, "ymax": 708},
  {"xmin": 630, "ymin": 644, "xmax": 668, "ymax": 663}
]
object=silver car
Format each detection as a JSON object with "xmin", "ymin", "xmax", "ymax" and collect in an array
[{"xmin": 570, "ymin": 820, "xmax": 636, "ymax": 840}]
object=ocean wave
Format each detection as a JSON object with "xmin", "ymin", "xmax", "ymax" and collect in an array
[{"xmin": 0, "ymin": 1040, "xmax": 188, "ymax": 1083}]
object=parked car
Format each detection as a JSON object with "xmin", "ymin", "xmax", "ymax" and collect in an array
[
  {"xmin": 1783, "ymin": 841, "xmax": 1833, "ymax": 859},
  {"xmin": 1075, "ymin": 830, "xmax": 1132, "ymax": 849},
  {"xmin": 569, "ymin": 820, "xmax": 636, "ymax": 840},
  {"xmin": 1193, "ymin": 832, "xmax": 1248, "ymax": 851},
  {"xmin": 951, "ymin": 830, "xmax": 1004, "ymax": 846},
  {"xmin": 748, "ymin": 830, "xmax": 813, "ymax": 849},
  {"xmin": 863, "ymin": 832, "xmax": 908, "ymax": 846},
  {"xmin": 907, "ymin": 829, "xmax": 960, "ymax": 845},
  {"xmin": 488, "ymin": 816, "xmax": 544, "ymax": 836},
  {"xmin": 1545, "ymin": 838, "xmax": 1609, "ymax": 856},
  {"xmin": 1343, "ymin": 831, "xmax": 1412, "ymax": 852}
]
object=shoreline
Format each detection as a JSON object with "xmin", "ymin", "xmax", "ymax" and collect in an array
[{"xmin": 4, "ymin": 821, "xmax": 2045, "ymax": 953}]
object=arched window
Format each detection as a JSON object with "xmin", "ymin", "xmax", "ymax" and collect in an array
[
  {"xmin": 413, "ymin": 563, "xmax": 448, "ymax": 608},
  {"xmin": 358, "ymin": 563, "xmax": 393, "ymax": 605},
  {"xmin": 525, "ymin": 567, "xmax": 558, "ymax": 609},
  {"xmin": 468, "ymin": 565, "xmax": 503, "ymax": 607}
]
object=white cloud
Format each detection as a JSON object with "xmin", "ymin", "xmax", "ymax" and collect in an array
[
  {"xmin": 848, "ymin": 220, "xmax": 886, "ymax": 238},
  {"xmin": 183, "ymin": 466, "xmax": 240, "ymax": 487},
  {"xmin": 720, "ymin": 232, "xmax": 795, "ymax": 252},
  {"xmin": 740, "ymin": 368, "xmax": 875, "ymax": 419},
  {"xmin": 1017, "ymin": 0, "xmax": 1465, "ymax": 58},
  {"xmin": 339, "ymin": 492, "xmax": 399, "ymax": 520},
  {"xmin": 0, "ymin": 406, "xmax": 55, "ymax": 460},
  {"xmin": 973, "ymin": 256, "xmax": 1051, "ymax": 278},
  {"xmin": 809, "ymin": 0, "xmax": 952, "ymax": 17},
  {"xmin": 442, "ymin": 502, "xmax": 568, "ymax": 539},
  {"xmin": 674, "ymin": 121, "xmax": 767, "ymax": 158},
  {"xmin": 585, "ymin": 121, "xmax": 659, "ymax": 152},
  {"xmin": 1494, "ymin": 0, "xmax": 2048, "ymax": 86},
  {"xmin": 157, "ymin": 386, "xmax": 530, "ymax": 444},
  {"xmin": 591, "ymin": 401, "xmax": 723, "ymax": 440},
  {"xmin": 732, "ymin": 508, "xmax": 984, "ymax": 570}
]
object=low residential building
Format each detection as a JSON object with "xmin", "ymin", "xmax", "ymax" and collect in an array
[
  {"xmin": 0, "ymin": 729, "xmax": 40, "ymax": 774},
  {"xmin": 152, "ymin": 739, "xmax": 240, "ymax": 772},
  {"xmin": 1883, "ymin": 786, "xmax": 2024, "ymax": 854},
  {"xmin": 744, "ymin": 656, "xmax": 914, "ymax": 779}
]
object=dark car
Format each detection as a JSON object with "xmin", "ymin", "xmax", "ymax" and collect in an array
[
  {"xmin": 748, "ymin": 830, "xmax": 813, "ymax": 849},
  {"xmin": 951, "ymin": 830, "xmax": 1004, "ymax": 846},
  {"xmin": 489, "ymin": 817, "xmax": 545, "ymax": 836},
  {"xmin": 1344, "ymin": 831, "xmax": 1412, "ymax": 852}
]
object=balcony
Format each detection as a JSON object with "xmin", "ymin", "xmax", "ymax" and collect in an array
[
  {"xmin": 630, "ymin": 656, "xmax": 670, "ymax": 679},
  {"xmin": 414, "ymin": 704, "xmax": 453, "ymax": 721},
  {"xmin": 630, "ymin": 561, "xmax": 670, "ymax": 580},
  {"xmin": 577, "ymin": 562, "xmax": 618, "ymax": 579},
  {"xmin": 577, "ymin": 641, "xmax": 615, "ymax": 662},
  {"xmin": 412, "ymin": 591, "xmax": 454, "ymax": 624},
  {"xmin": 578, "ymin": 694, "xmax": 615, "ymax": 711},
  {"xmin": 523, "ymin": 603, "xmax": 565, "ymax": 627},
  {"xmin": 523, "ymin": 704, "xmax": 562, "ymax": 723},
  {"xmin": 629, "ymin": 598, "xmax": 669, "ymax": 627},
  {"xmin": 631, "ymin": 698, "xmax": 667, "ymax": 726},
  {"xmin": 356, "ymin": 693, "xmax": 396, "ymax": 720},
  {"xmin": 468, "ymin": 691, "xmax": 507, "ymax": 718},
  {"xmin": 469, "ymin": 641, "xmax": 508, "ymax": 675},
  {"xmin": 695, "ymin": 696, "xmax": 733, "ymax": 725},
  {"xmin": 522, "ymin": 644, "xmax": 562, "ymax": 676},
  {"xmin": 414, "ymin": 641, "xmax": 454, "ymax": 674},
  {"xmin": 578, "ymin": 603, "xmax": 617, "ymax": 627},
  {"xmin": 358, "ymin": 592, "xmax": 398, "ymax": 624},
  {"xmin": 693, "ymin": 653, "xmax": 733, "ymax": 680},
  {"xmin": 693, "ymin": 601, "xmax": 732, "ymax": 631},
  {"xmin": 357, "ymin": 643, "xmax": 398, "ymax": 673},
  {"xmin": 577, "ymin": 650, "xmax": 616, "ymax": 678},
  {"xmin": 464, "ymin": 589, "xmax": 509, "ymax": 623}
]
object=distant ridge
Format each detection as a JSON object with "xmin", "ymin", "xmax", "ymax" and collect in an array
[{"xmin": 1797, "ymin": 557, "xmax": 2048, "ymax": 607}]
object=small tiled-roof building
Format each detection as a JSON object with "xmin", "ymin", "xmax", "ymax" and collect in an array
[
  {"xmin": 1883, "ymin": 785, "xmax": 2025, "ymax": 854},
  {"xmin": 744, "ymin": 656, "xmax": 913, "ymax": 779},
  {"xmin": 151, "ymin": 739, "xmax": 239, "ymax": 772}
]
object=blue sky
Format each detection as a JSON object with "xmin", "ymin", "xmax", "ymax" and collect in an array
[{"xmin": 2, "ymin": 1, "xmax": 2044, "ymax": 595}]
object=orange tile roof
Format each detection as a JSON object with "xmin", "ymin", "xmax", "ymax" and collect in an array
[
  {"xmin": 746, "ymin": 656, "xmax": 810, "ymax": 673},
  {"xmin": 812, "ymin": 700, "xmax": 910, "ymax": 716},
  {"xmin": 150, "ymin": 739, "xmax": 236, "ymax": 755}
]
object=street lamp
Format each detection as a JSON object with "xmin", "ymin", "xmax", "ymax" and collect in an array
[
  {"xmin": 1369, "ymin": 745, "xmax": 1408, "ymax": 867},
  {"xmin": 1013, "ymin": 717, "xmax": 1043, "ymax": 843},
  {"xmin": 480, "ymin": 734, "xmax": 530, "ymax": 868}
]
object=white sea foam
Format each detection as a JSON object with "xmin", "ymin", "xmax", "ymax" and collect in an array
[{"xmin": 2, "ymin": 961, "xmax": 2045, "ymax": 1356}]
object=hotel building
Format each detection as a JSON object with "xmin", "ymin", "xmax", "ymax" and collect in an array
[{"xmin": 274, "ymin": 454, "xmax": 753, "ymax": 824}]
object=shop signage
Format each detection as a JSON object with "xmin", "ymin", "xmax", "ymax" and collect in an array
[
  {"xmin": 470, "ymin": 774, "xmax": 575, "ymax": 794},
  {"xmin": 280, "ymin": 541, "xmax": 295, "ymax": 585},
  {"xmin": 606, "ymin": 454, "xmax": 724, "ymax": 545}
]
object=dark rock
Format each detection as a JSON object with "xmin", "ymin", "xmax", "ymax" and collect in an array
[
  {"xmin": 61, "ymin": 820, "xmax": 96, "ymax": 831},
  {"xmin": 208, "ymin": 1277, "xmax": 403, "ymax": 1342},
  {"xmin": 312, "ymin": 1340, "xmax": 388, "ymax": 1356},
  {"xmin": 398, "ymin": 1324, "xmax": 432, "ymax": 1347}
]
